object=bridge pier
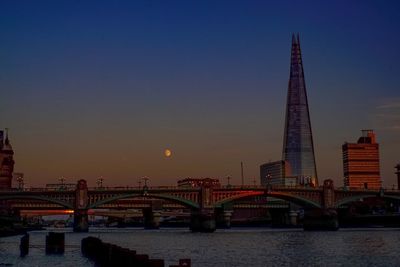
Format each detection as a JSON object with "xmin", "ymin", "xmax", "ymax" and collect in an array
[
  {"xmin": 302, "ymin": 179, "xmax": 339, "ymax": 231},
  {"xmin": 143, "ymin": 200, "xmax": 163, "ymax": 229},
  {"xmin": 143, "ymin": 208, "xmax": 161, "ymax": 229},
  {"xmin": 215, "ymin": 208, "xmax": 233, "ymax": 229},
  {"xmin": 221, "ymin": 210, "xmax": 233, "ymax": 228},
  {"xmin": 190, "ymin": 209, "xmax": 216, "ymax": 233},
  {"xmin": 74, "ymin": 179, "xmax": 89, "ymax": 232},
  {"xmin": 73, "ymin": 209, "xmax": 88, "ymax": 232}
]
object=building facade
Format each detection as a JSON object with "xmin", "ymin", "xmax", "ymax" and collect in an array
[
  {"xmin": 282, "ymin": 34, "xmax": 318, "ymax": 186},
  {"xmin": 342, "ymin": 130, "xmax": 381, "ymax": 189},
  {"xmin": 0, "ymin": 129, "xmax": 15, "ymax": 189},
  {"xmin": 260, "ymin": 160, "xmax": 296, "ymax": 186}
]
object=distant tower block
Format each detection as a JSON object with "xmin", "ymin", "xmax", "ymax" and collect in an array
[
  {"xmin": 0, "ymin": 129, "xmax": 15, "ymax": 189},
  {"xmin": 282, "ymin": 34, "xmax": 318, "ymax": 186},
  {"xmin": 395, "ymin": 163, "xmax": 400, "ymax": 190},
  {"xmin": 342, "ymin": 130, "xmax": 381, "ymax": 190}
]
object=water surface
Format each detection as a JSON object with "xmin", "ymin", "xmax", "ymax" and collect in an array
[{"xmin": 1, "ymin": 228, "xmax": 400, "ymax": 267}]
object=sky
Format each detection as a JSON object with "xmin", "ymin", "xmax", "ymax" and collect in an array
[{"xmin": 0, "ymin": 0, "xmax": 399, "ymax": 187}]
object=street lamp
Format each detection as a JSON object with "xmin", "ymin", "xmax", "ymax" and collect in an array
[
  {"xmin": 137, "ymin": 180, "xmax": 142, "ymax": 189},
  {"xmin": 226, "ymin": 175, "xmax": 231, "ymax": 188},
  {"xmin": 59, "ymin": 176, "xmax": 66, "ymax": 190},
  {"xmin": 17, "ymin": 175, "xmax": 24, "ymax": 190},
  {"xmin": 96, "ymin": 176, "xmax": 104, "ymax": 189},
  {"xmin": 142, "ymin": 177, "xmax": 149, "ymax": 189}
]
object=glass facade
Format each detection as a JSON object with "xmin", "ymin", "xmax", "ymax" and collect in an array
[{"xmin": 282, "ymin": 34, "xmax": 318, "ymax": 186}]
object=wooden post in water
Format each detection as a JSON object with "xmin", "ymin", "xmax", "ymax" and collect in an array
[
  {"xmin": 20, "ymin": 233, "xmax": 29, "ymax": 257},
  {"xmin": 46, "ymin": 232, "xmax": 65, "ymax": 254}
]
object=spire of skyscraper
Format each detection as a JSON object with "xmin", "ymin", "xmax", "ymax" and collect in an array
[
  {"xmin": 3, "ymin": 128, "xmax": 12, "ymax": 151},
  {"xmin": 282, "ymin": 34, "xmax": 318, "ymax": 186}
]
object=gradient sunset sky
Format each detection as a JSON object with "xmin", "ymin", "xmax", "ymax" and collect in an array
[{"xmin": 0, "ymin": 0, "xmax": 399, "ymax": 187}]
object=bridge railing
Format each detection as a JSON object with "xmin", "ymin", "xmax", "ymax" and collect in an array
[
  {"xmin": 87, "ymin": 185, "xmax": 319, "ymax": 191},
  {"xmin": 2, "ymin": 187, "xmax": 75, "ymax": 192},
  {"xmin": 219, "ymin": 185, "xmax": 321, "ymax": 190},
  {"xmin": 6, "ymin": 185, "xmax": 400, "ymax": 193},
  {"xmin": 336, "ymin": 186, "xmax": 400, "ymax": 192},
  {"xmin": 87, "ymin": 186, "xmax": 195, "ymax": 191}
]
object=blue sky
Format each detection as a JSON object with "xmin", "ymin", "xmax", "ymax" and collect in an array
[{"xmin": 0, "ymin": 0, "xmax": 399, "ymax": 187}]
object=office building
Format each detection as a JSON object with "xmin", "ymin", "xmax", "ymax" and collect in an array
[
  {"xmin": 342, "ymin": 130, "xmax": 381, "ymax": 189},
  {"xmin": 260, "ymin": 160, "xmax": 296, "ymax": 186}
]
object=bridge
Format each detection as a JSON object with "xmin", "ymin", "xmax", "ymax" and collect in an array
[{"xmin": 1, "ymin": 179, "xmax": 400, "ymax": 232}]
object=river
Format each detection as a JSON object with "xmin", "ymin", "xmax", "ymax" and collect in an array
[{"xmin": 1, "ymin": 227, "xmax": 400, "ymax": 266}]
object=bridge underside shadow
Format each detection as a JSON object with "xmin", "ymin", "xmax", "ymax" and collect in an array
[
  {"xmin": 0, "ymin": 195, "xmax": 74, "ymax": 209},
  {"xmin": 88, "ymin": 193, "xmax": 199, "ymax": 210},
  {"xmin": 214, "ymin": 191, "xmax": 321, "ymax": 209}
]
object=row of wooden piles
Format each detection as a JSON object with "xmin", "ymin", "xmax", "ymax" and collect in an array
[{"xmin": 81, "ymin": 236, "xmax": 191, "ymax": 267}]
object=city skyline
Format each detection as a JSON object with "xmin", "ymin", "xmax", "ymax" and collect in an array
[{"xmin": 0, "ymin": 1, "xmax": 399, "ymax": 187}]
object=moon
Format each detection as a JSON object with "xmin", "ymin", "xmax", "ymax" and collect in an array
[{"xmin": 164, "ymin": 149, "xmax": 172, "ymax": 157}]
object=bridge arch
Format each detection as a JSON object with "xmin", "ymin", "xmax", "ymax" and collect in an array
[
  {"xmin": 88, "ymin": 193, "xmax": 200, "ymax": 209},
  {"xmin": 336, "ymin": 194, "xmax": 400, "ymax": 208},
  {"xmin": 0, "ymin": 195, "xmax": 74, "ymax": 209},
  {"xmin": 214, "ymin": 191, "xmax": 321, "ymax": 208}
]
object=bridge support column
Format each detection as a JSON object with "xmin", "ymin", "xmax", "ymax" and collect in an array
[
  {"xmin": 215, "ymin": 208, "xmax": 233, "ymax": 229},
  {"xmin": 143, "ymin": 208, "xmax": 161, "ymax": 229},
  {"xmin": 190, "ymin": 209, "xmax": 216, "ymax": 233},
  {"xmin": 143, "ymin": 200, "xmax": 163, "ymax": 229},
  {"xmin": 74, "ymin": 179, "xmax": 89, "ymax": 232},
  {"xmin": 303, "ymin": 180, "xmax": 339, "ymax": 231},
  {"xmin": 73, "ymin": 209, "xmax": 88, "ymax": 232},
  {"xmin": 222, "ymin": 210, "xmax": 233, "ymax": 228}
]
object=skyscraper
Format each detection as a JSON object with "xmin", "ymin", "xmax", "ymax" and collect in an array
[
  {"xmin": 282, "ymin": 34, "xmax": 318, "ymax": 186},
  {"xmin": 342, "ymin": 130, "xmax": 381, "ymax": 189}
]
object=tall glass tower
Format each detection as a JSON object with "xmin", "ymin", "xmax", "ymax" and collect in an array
[{"xmin": 282, "ymin": 34, "xmax": 318, "ymax": 186}]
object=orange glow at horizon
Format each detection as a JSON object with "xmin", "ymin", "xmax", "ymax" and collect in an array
[{"xmin": 20, "ymin": 209, "xmax": 74, "ymax": 216}]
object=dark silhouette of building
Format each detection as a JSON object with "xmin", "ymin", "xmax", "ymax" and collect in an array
[
  {"xmin": 342, "ymin": 130, "xmax": 381, "ymax": 189},
  {"xmin": 396, "ymin": 163, "xmax": 400, "ymax": 190},
  {"xmin": 282, "ymin": 34, "xmax": 318, "ymax": 186},
  {"xmin": 0, "ymin": 129, "xmax": 15, "ymax": 189}
]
